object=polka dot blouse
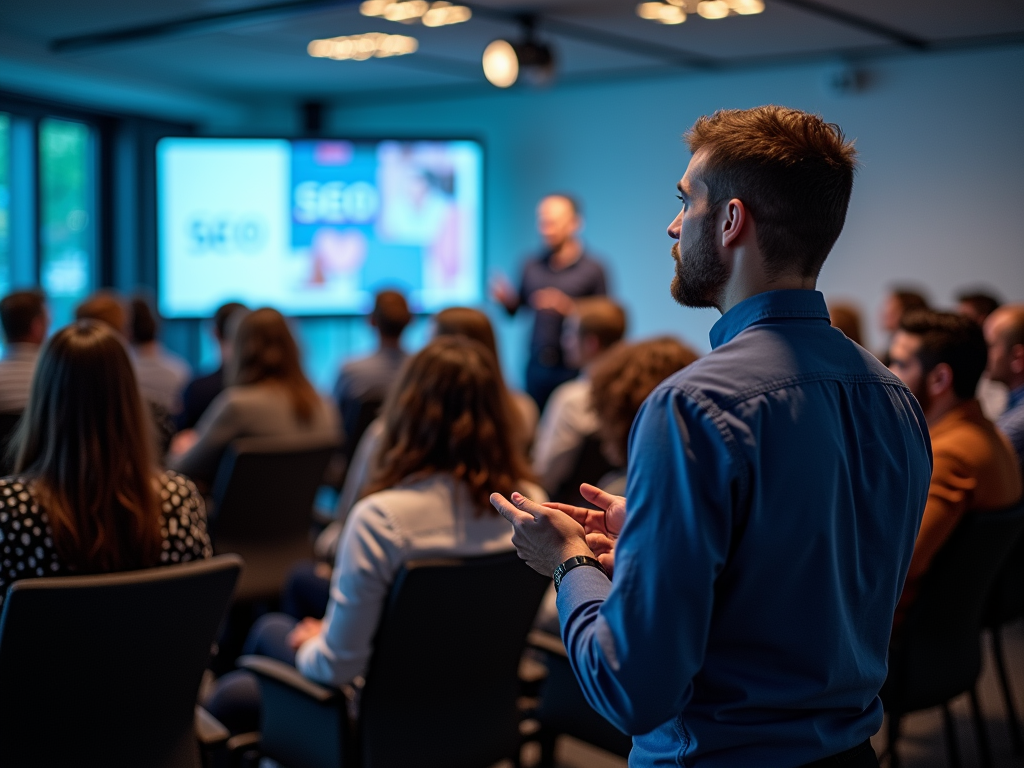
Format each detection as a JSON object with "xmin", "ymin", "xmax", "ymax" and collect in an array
[{"xmin": 0, "ymin": 472, "xmax": 213, "ymax": 606}]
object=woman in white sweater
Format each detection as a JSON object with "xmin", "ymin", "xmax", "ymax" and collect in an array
[{"xmin": 206, "ymin": 336, "xmax": 543, "ymax": 733}]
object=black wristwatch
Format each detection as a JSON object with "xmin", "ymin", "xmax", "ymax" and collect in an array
[{"xmin": 553, "ymin": 555, "xmax": 607, "ymax": 592}]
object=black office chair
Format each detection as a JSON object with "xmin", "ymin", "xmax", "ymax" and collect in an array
[
  {"xmin": 210, "ymin": 435, "xmax": 338, "ymax": 602},
  {"xmin": 527, "ymin": 630, "xmax": 632, "ymax": 766},
  {"xmin": 552, "ymin": 434, "xmax": 619, "ymax": 508},
  {"xmin": 983, "ymin": 525, "xmax": 1024, "ymax": 756},
  {"xmin": 0, "ymin": 410, "xmax": 22, "ymax": 476},
  {"xmin": 881, "ymin": 502, "xmax": 1024, "ymax": 768},
  {"xmin": 240, "ymin": 551, "xmax": 551, "ymax": 768},
  {"xmin": 0, "ymin": 554, "xmax": 242, "ymax": 768}
]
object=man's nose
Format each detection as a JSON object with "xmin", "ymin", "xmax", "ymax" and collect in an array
[{"xmin": 667, "ymin": 211, "xmax": 683, "ymax": 240}]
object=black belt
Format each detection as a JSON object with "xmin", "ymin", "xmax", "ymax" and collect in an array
[{"xmin": 797, "ymin": 740, "xmax": 878, "ymax": 768}]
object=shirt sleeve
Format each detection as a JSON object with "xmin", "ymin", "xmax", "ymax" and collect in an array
[
  {"xmin": 555, "ymin": 385, "xmax": 741, "ymax": 735},
  {"xmin": 296, "ymin": 496, "xmax": 406, "ymax": 687},
  {"xmin": 168, "ymin": 392, "xmax": 241, "ymax": 484},
  {"xmin": 591, "ymin": 261, "xmax": 608, "ymax": 297}
]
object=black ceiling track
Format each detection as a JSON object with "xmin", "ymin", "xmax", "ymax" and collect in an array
[{"xmin": 770, "ymin": 0, "xmax": 930, "ymax": 50}]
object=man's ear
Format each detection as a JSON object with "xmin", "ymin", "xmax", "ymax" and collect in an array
[
  {"xmin": 721, "ymin": 199, "xmax": 748, "ymax": 248},
  {"xmin": 1010, "ymin": 343, "xmax": 1024, "ymax": 376},
  {"xmin": 927, "ymin": 362, "xmax": 954, "ymax": 398}
]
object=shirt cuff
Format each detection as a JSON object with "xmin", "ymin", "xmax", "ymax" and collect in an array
[{"xmin": 555, "ymin": 561, "xmax": 611, "ymax": 623}]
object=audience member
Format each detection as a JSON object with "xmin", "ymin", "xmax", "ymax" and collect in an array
[
  {"xmin": 0, "ymin": 320, "xmax": 210, "ymax": 604},
  {"xmin": 957, "ymin": 290, "xmax": 1001, "ymax": 326},
  {"xmin": 887, "ymin": 309, "xmax": 1022, "ymax": 625},
  {"xmin": 588, "ymin": 337, "xmax": 699, "ymax": 495},
  {"xmin": 168, "ymin": 308, "xmax": 338, "ymax": 488},
  {"xmin": 828, "ymin": 301, "xmax": 864, "ymax": 347},
  {"xmin": 333, "ymin": 290, "xmax": 410, "ymax": 451},
  {"xmin": 956, "ymin": 290, "xmax": 1008, "ymax": 419},
  {"xmin": 492, "ymin": 106, "xmax": 932, "ymax": 767},
  {"xmin": 878, "ymin": 287, "xmax": 928, "ymax": 364},
  {"xmin": 205, "ymin": 336, "xmax": 543, "ymax": 733},
  {"xmin": 492, "ymin": 194, "xmax": 608, "ymax": 410},
  {"xmin": 75, "ymin": 290, "xmax": 127, "ymax": 336},
  {"xmin": 532, "ymin": 297, "xmax": 626, "ymax": 497},
  {"xmin": 178, "ymin": 302, "xmax": 247, "ymax": 430},
  {"xmin": 434, "ymin": 306, "xmax": 539, "ymax": 451},
  {"xmin": 129, "ymin": 295, "xmax": 191, "ymax": 416},
  {"xmin": 984, "ymin": 304, "xmax": 1024, "ymax": 471},
  {"xmin": 0, "ymin": 290, "xmax": 48, "ymax": 413}
]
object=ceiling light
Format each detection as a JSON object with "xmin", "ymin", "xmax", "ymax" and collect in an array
[
  {"xmin": 637, "ymin": 2, "xmax": 686, "ymax": 23},
  {"xmin": 308, "ymin": 32, "xmax": 418, "ymax": 60},
  {"xmin": 422, "ymin": 2, "xmax": 472, "ymax": 27},
  {"xmin": 636, "ymin": 0, "xmax": 763, "ymax": 22},
  {"xmin": 482, "ymin": 39, "xmax": 518, "ymax": 88}
]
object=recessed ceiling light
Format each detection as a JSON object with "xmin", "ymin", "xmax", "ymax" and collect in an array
[
  {"xmin": 361, "ymin": 0, "xmax": 472, "ymax": 27},
  {"xmin": 308, "ymin": 32, "xmax": 418, "ymax": 60},
  {"xmin": 636, "ymin": 0, "xmax": 763, "ymax": 22},
  {"xmin": 482, "ymin": 39, "xmax": 518, "ymax": 88}
]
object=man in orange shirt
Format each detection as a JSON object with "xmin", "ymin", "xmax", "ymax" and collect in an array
[{"xmin": 888, "ymin": 310, "xmax": 1022, "ymax": 621}]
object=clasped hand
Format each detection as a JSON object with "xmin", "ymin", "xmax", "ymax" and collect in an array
[{"xmin": 490, "ymin": 483, "xmax": 626, "ymax": 577}]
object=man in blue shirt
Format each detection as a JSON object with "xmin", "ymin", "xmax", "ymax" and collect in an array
[
  {"xmin": 492, "ymin": 107, "xmax": 932, "ymax": 767},
  {"xmin": 492, "ymin": 194, "xmax": 608, "ymax": 410},
  {"xmin": 984, "ymin": 305, "xmax": 1024, "ymax": 470}
]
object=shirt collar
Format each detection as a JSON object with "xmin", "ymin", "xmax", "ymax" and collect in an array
[{"xmin": 709, "ymin": 289, "xmax": 831, "ymax": 350}]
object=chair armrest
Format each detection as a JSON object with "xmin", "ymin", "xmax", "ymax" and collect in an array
[
  {"xmin": 236, "ymin": 655, "xmax": 348, "ymax": 767},
  {"xmin": 238, "ymin": 655, "xmax": 339, "ymax": 704},
  {"xmin": 195, "ymin": 706, "xmax": 230, "ymax": 748},
  {"xmin": 528, "ymin": 630, "xmax": 568, "ymax": 658}
]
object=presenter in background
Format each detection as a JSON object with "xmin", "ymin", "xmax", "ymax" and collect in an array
[{"xmin": 492, "ymin": 194, "xmax": 608, "ymax": 411}]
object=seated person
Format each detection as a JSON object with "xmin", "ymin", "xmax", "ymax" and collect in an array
[
  {"xmin": 957, "ymin": 289, "xmax": 1007, "ymax": 419},
  {"xmin": 888, "ymin": 310, "xmax": 1022, "ymax": 625},
  {"xmin": 333, "ymin": 290, "xmax": 410, "ymax": 452},
  {"xmin": 204, "ymin": 336, "xmax": 543, "ymax": 732},
  {"xmin": 316, "ymin": 306, "xmax": 536, "ymax": 562},
  {"xmin": 178, "ymin": 302, "xmax": 247, "ymax": 430},
  {"xmin": 129, "ymin": 295, "xmax": 192, "ymax": 417},
  {"xmin": 0, "ymin": 290, "xmax": 48, "ymax": 413},
  {"xmin": 532, "ymin": 297, "xmax": 626, "ymax": 498},
  {"xmin": 168, "ymin": 308, "xmax": 339, "ymax": 489},
  {"xmin": 878, "ymin": 286, "xmax": 928, "ymax": 365},
  {"xmin": 75, "ymin": 290, "xmax": 127, "ymax": 335},
  {"xmin": 828, "ymin": 301, "xmax": 864, "ymax": 347},
  {"xmin": 589, "ymin": 336, "xmax": 699, "ymax": 495},
  {"xmin": 0, "ymin": 320, "xmax": 210, "ymax": 604},
  {"xmin": 984, "ymin": 305, "xmax": 1024, "ymax": 471}
]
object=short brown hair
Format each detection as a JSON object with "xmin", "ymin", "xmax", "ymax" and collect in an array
[
  {"xmin": 75, "ymin": 291, "xmax": 126, "ymax": 335},
  {"xmin": 576, "ymin": 297, "xmax": 627, "ymax": 351},
  {"xmin": 899, "ymin": 310, "xmax": 987, "ymax": 401},
  {"xmin": 372, "ymin": 290, "xmax": 411, "ymax": 338},
  {"xmin": 129, "ymin": 295, "xmax": 158, "ymax": 345},
  {"xmin": 685, "ymin": 106, "xmax": 857, "ymax": 279},
  {"xmin": 828, "ymin": 302, "xmax": 864, "ymax": 346},
  {"xmin": 364, "ymin": 336, "xmax": 534, "ymax": 512},
  {"xmin": 434, "ymin": 307, "xmax": 498, "ymax": 360},
  {"xmin": 589, "ymin": 337, "xmax": 699, "ymax": 466},
  {"xmin": 0, "ymin": 290, "xmax": 45, "ymax": 343}
]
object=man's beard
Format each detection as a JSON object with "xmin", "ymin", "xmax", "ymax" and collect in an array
[{"xmin": 670, "ymin": 213, "xmax": 729, "ymax": 309}]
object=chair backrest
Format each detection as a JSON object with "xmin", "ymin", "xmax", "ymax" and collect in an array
[
  {"xmin": 985, "ymin": 524, "xmax": 1024, "ymax": 628},
  {"xmin": 888, "ymin": 501, "xmax": 1024, "ymax": 714},
  {"xmin": 358, "ymin": 551, "xmax": 551, "ymax": 768},
  {"xmin": 0, "ymin": 554, "xmax": 242, "ymax": 768},
  {"xmin": 553, "ymin": 433, "xmax": 618, "ymax": 508},
  {"xmin": 211, "ymin": 435, "xmax": 338, "ymax": 542},
  {"xmin": 0, "ymin": 411, "xmax": 22, "ymax": 476}
]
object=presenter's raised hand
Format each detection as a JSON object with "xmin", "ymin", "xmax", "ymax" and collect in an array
[
  {"xmin": 490, "ymin": 274, "xmax": 516, "ymax": 309},
  {"xmin": 490, "ymin": 491, "xmax": 594, "ymax": 576}
]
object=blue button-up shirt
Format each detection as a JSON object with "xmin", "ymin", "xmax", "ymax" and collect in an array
[
  {"xmin": 997, "ymin": 385, "xmax": 1024, "ymax": 473},
  {"xmin": 556, "ymin": 289, "xmax": 931, "ymax": 767}
]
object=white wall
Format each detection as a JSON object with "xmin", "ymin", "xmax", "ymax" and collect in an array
[{"xmin": 312, "ymin": 44, "xmax": 1024, "ymax": 383}]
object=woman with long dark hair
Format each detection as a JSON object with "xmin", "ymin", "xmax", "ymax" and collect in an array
[
  {"xmin": 169, "ymin": 307, "xmax": 338, "ymax": 487},
  {"xmin": 0, "ymin": 320, "xmax": 210, "ymax": 603},
  {"xmin": 205, "ymin": 336, "xmax": 543, "ymax": 732}
]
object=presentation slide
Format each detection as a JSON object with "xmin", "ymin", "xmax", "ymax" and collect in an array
[{"xmin": 156, "ymin": 137, "xmax": 483, "ymax": 318}]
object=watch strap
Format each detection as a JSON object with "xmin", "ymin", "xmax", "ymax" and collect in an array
[{"xmin": 553, "ymin": 555, "xmax": 607, "ymax": 592}]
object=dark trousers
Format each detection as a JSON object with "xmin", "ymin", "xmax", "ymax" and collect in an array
[
  {"xmin": 203, "ymin": 613, "xmax": 299, "ymax": 735},
  {"xmin": 799, "ymin": 740, "xmax": 878, "ymax": 768},
  {"xmin": 526, "ymin": 357, "xmax": 578, "ymax": 412},
  {"xmin": 282, "ymin": 561, "xmax": 332, "ymax": 620}
]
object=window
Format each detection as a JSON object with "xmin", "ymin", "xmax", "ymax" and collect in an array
[
  {"xmin": 0, "ymin": 113, "xmax": 9, "ymax": 297},
  {"xmin": 39, "ymin": 118, "xmax": 94, "ymax": 328}
]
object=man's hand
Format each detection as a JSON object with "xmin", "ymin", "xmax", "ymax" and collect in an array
[
  {"xmin": 530, "ymin": 287, "xmax": 575, "ymax": 316},
  {"xmin": 544, "ymin": 484, "xmax": 627, "ymax": 537},
  {"xmin": 490, "ymin": 275, "xmax": 516, "ymax": 309},
  {"xmin": 287, "ymin": 617, "xmax": 323, "ymax": 650},
  {"xmin": 490, "ymin": 491, "xmax": 594, "ymax": 576}
]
